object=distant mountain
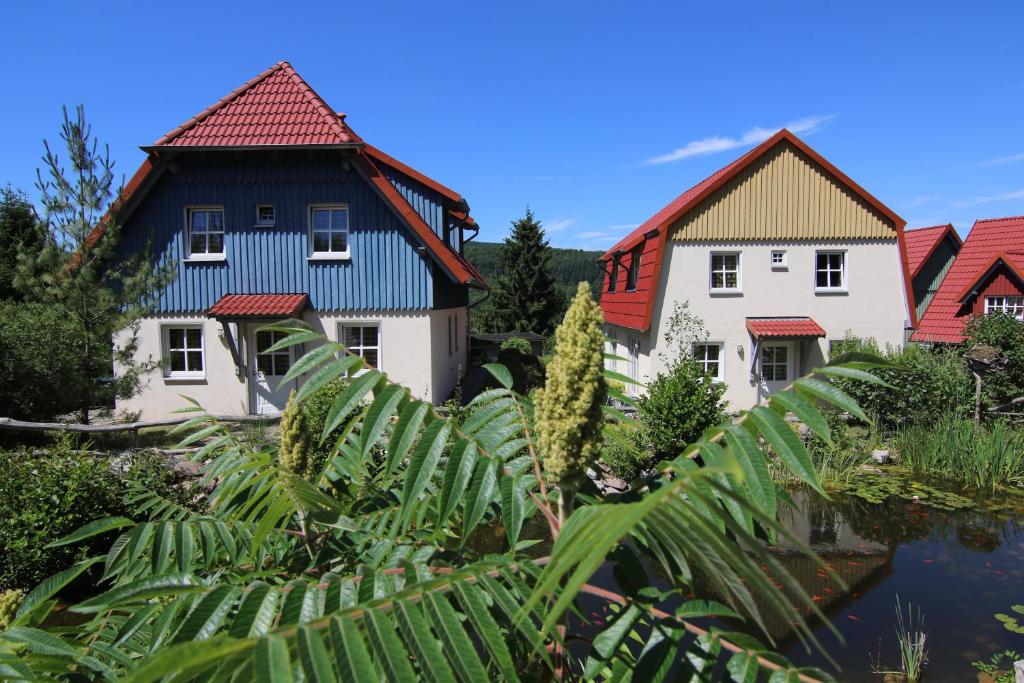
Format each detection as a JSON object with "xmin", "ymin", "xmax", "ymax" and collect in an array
[{"xmin": 464, "ymin": 241, "xmax": 604, "ymax": 302}]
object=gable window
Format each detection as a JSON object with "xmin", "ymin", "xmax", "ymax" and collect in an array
[
  {"xmin": 608, "ymin": 256, "xmax": 620, "ymax": 292},
  {"xmin": 710, "ymin": 252, "xmax": 741, "ymax": 292},
  {"xmin": 771, "ymin": 250, "xmax": 788, "ymax": 269},
  {"xmin": 815, "ymin": 251, "xmax": 846, "ymax": 291},
  {"xmin": 626, "ymin": 246, "xmax": 642, "ymax": 291},
  {"xmin": 340, "ymin": 323, "xmax": 380, "ymax": 370},
  {"xmin": 256, "ymin": 205, "xmax": 275, "ymax": 227},
  {"xmin": 310, "ymin": 205, "xmax": 350, "ymax": 257},
  {"xmin": 162, "ymin": 325, "xmax": 204, "ymax": 378},
  {"xmin": 187, "ymin": 208, "xmax": 224, "ymax": 257},
  {"xmin": 985, "ymin": 296, "xmax": 1024, "ymax": 320},
  {"xmin": 692, "ymin": 342, "xmax": 724, "ymax": 382}
]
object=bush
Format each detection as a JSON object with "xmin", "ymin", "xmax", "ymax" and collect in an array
[
  {"xmin": 0, "ymin": 301, "xmax": 84, "ymax": 420},
  {"xmin": 600, "ymin": 420, "xmax": 649, "ymax": 481},
  {"xmin": 499, "ymin": 336, "xmax": 533, "ymax": 355},
  {"xmin": 496, "ymin": 347, "xmax": 545, "ymax": 394},
  {"xmin": 830, "ymin": 336, "xmax": 972, "ymax": 428},
  {"xmin": 964, "ymin": 312, "xmax": 1024, "ymax": 409},
  {"xmin": 638, "ymin": 358, "xmax": 727, "ymax": 463},
  {"xmin": 301, "ymin": 377, "xmax": 350, "ymax": 471}
]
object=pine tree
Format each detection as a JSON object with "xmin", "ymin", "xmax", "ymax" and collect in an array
[
  {"xmin": 15, "ymin": 106, "xmax": 175, "ymax": 423},
  {"xmin": 0, "ymin": 186, "xmax": 44, "ymax": 300},
  {"xmin": 485, "ymin": 208, "xmax": 563, "ymax": 335}
]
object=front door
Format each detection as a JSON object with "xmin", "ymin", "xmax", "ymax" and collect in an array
[
  {"xmin": 759, "ymin": 341, "xmax": 793, "ymax": 396},
  {"xmin": 250, "ymin": 328, "xmax": 293, "ymax": 414}
]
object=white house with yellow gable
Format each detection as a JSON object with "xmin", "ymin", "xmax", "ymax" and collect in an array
[{"xmin": 599, "ymin": 129, "xmax": 916, "ymax": 409}]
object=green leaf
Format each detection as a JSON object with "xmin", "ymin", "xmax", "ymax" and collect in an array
[
  {"xmin": 826, "ymin": 351, "xmax": 894, "ymax": 369},
  {"xmin": 175, "ymin": 522, "xmax": 196, "ymax": 572},
  {"xmin": 152, "ymin": 521, "xmax": 175, "ymax": 574},
  {"xmin": 72, "ymin": 574, "xmax": 203, "ymax": 613},
  {"xmin": 230, "ymin": 583, "xmax": 279, "ymax": 638},
  {"xmin": 816, "ymin": 365, "xmax": 894, "ymax": 388},
  {"xmin": 121, "ymin": 637, "xmax": 255, "ymax": 683},
  {"xmin": 330, "ymin": 616, "xmax": 377, "ymax": 683},
  {"xmin": 0, "ymin": 627, "xmax": 81, "ymax": 658},
  {"xmin": 361, "ymin": 384, "xmax": 407, "ymax": 458},
  {"xmin": 279, "ymin": 342, "xmax": 340, "ymax": 385},
  {"xmin": 15, "ymin": 557, "xmax": 102, "ymax": 623},
  {"xmin": 45, "ymin": 516, "xmax": 135, "ymax": 548},
  {"xmin": 298, "ymin": 625, "xmax": 338, "ymax": 683},
  {"xmin": 364, "ymin": 608, "xmax": 417, "ymax": 681},
  {"xmin": 385, "ymin": 401, "xmax": 432, "ymax": 478},
  {"xmin": 321, "ymin": 371, "xmax": 382, "ymax": 444},
  {"xmin": 400, "ymin": 420, "xmax": 451, "ymax": 523},
  {"xmin": 294, "ymin": 354, "xmax": 362, "ymax": 404},
  {"xmin": 583, "ymin": 603, "xmax": 641, "ymax": 679},
  {"xmin": 483, "ymin": 363, "xmax": 513, "ymax": 389},
  {"xmin": 462, "ymin": 459, "xmax": 498, "ymax": 535},
  {"xmin": 173, "ymin": 585, "xmax": 241, "ymax": 643},
  {"xmin": 721, "ymin": 425, "xmax": 775, "ymax": 517},
  {"xmin": 439, "ymin": 440, "xmax": 478, "ymax": 525},
  {"xmin": 394, "ymin": 601, "xmax": 458, "ymax": 683},
  {"xmin": 726, "ymin": 651, "xmax": 759, "ymax": 683},
  {"xmin": 747, "ymin": 406, "xmax": 824, "ymax": 495},
  {"xmin": 423, "ymin": 592, "xmax": 489, "ymax": 683},
  {"xmin": 675, "ymin": 599, "xmax": 741, "ymax": 619},
  {"xmin": 451, "ymin": 583, "xmax": 519, "ymax": 682},
  {"xmin": 254, "ymin": 634, "xmax": 294, "ymax": 683},
  {"xmin": 793, "ymin": 377, "xmax": 868, "ymax": 423},
  {"xmin": 768, "ymin": 390, "xmax": 831, "ymax": 444}
]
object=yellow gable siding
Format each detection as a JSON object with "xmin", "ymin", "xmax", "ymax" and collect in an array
[{"xmin": 670, "ymin": 141, "xmax": 896, "ymax": 241}]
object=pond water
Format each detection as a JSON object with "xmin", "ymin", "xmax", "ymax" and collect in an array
[{"xmin": 770, "ymin": 488, "xmax": 1024, "ymax": 681}]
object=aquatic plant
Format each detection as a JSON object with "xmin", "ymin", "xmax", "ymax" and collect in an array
[
  {"xmin": 894, "ymin": 596, "xmax": 927, "ymax": 682},
  {"xmin": 972, "ymin": 649, "xmax": 1020, "ymax": 683},
  {"xmin": 995, "ymin": 604, "xmax": 1024, "ymax": 635}
]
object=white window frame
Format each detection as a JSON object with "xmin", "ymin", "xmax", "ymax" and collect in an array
[
  {"xmin": 815, "ymin": 250, "xmax": 847, "ymax": 293},
  {"xmin": 692, "ymin": 342, "xmax": 725, "ymax": 382},
  {"xmin": 984, "ymin": 296, "xmax": 1024, "ymax": 320},
  {"xmin": 338, "ymin": 322, "xmax": 381, "ymax": 373},
  {"xmin": 709, "ymin": 252, "xmax": 742, "ymax": 293},
  {"xmin": 760, "ymin": 342, "xmax": 791, "ymax": 382},
  {"xmin": 309, "ymin": 204, "xmax": 351, "ymax": 259},
  {"xmin": 184, "ymin": 206, "xmax": 225, "ymax": 261},
  {"xmin": 256, "ymin": 204, "xmax": 276, "ymax": 227},
  {"xmin": 161, "ymin": 324, "xmax": 205, "ymax": 379},
  {"xmin": 771, "ymin": 250, "xmax": 788, "ymax": 270}
]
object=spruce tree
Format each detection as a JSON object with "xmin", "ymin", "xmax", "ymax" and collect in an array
[
  {"xmin": 486, "ymin": 208, "xmax": 563, "ymax": 335},
  {"xmin": 0, "ymin": 186, "xmax": 44, "ymax": 300},
  {"xmin": 15, "ymin": 106, "xmax": 175, "ymax": 423}
]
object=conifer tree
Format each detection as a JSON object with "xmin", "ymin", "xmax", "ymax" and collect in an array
[
  {"xmin": 0, "ymin": 186, "xmax": 44, "ymax": 300},
  {"xmin": 485, "ymin": 208, "xmax": 563, "ymax": 335},
  {"xmin": 15, "ymin": 106, "xmax": 174, "ymax": 423}
]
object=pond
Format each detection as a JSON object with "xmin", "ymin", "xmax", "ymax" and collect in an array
[{"xmin": 769, "ymin": 487, "xmax": 1024, "ymax": 681}]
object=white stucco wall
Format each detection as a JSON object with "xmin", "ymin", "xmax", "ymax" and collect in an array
[
  {"xmin": 625, "ymin": 240, "xmax": 910, "ymax": 411},
  {"xmin": 116, "ymin": 307, "xmax": 468, "ymax": 420}
]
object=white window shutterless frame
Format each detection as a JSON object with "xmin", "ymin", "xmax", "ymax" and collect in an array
[
  {"xmin": 710, "ymin": 252, "xmax": 741, "ymax": 293},
  {"xmin": 162, "ymin": 325, "xmax": 205, "ymax": 379},
  {"xmin": 339, "ymin": 323, "xmax": 381, "ymax": 374}
]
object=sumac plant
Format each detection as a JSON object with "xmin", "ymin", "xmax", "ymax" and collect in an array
[{"xmin": 0, "ymin": 292, "xmax": 891, "ymax": 682}]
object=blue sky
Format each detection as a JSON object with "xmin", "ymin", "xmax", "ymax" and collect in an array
[{"xmin": 1, "ymin": 1, "xmax": 1022, "ymax": 250}]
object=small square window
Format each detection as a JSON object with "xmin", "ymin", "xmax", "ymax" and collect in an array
[
  {"xmin": 256, "ymin": 205, "xmax": 275, "ymax": 227},
  {"xmin": 771, "ymin": 250, "xmax": 788, "ymax": 269}
]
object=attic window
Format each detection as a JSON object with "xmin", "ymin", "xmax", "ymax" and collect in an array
[
  {"xmin": 256, "ymin": 205, "xmax": 275, "ymax": 227},
  {"xmin": 626, "ymin": 245, "xmax": 642, "ymax": 291},
  {"xmin": 608, "ymin": 255, "xmax": 620, "ymax": 292}
]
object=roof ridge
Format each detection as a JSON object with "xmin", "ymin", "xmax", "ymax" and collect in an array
[
  {"xmin": 153, "ymin": 62, "xmax": 287, "ymax": 146},
  {"xmin": 975, "ymin": 215, "xmax": 1024, "ymax": 224},
  {"xmin": 906, "ymin": 223, "xmax": 952, "ymax": 232}
]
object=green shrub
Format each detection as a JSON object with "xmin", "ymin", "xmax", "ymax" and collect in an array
[
  {"xmin": 496, "ymin": 347, "xmax": 545, "ymax": 394},
  {"xmin": 830, "ymin": 336, "xmax": 972, "ymax": 428},
  {"xmin": 638, "ymin": 358, "xmax": 727, "ymax": 463},
  {"xmin": 964, "ymin": 312, "xmax": 1024, "ymax": 409},
  {"xmin": 0, "ymin": 301, "xmax": 84, "ymax": 420},
  {"xmin": 499, "ymin": 336, "xmax": 533, "ymax": 355},
  {"xmin": 301, "ymin": 377, "xmax": 350, "ymax": 471},
  {"xmin": 600, "ymin": 420, "xmax": 649, "ymax": 481}
]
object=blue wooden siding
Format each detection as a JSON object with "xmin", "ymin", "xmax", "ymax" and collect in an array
[
  {"xmin": 379, "ymin": 164, "xmax": 461, "ymax": 250},
  {"xmin": 120, "ymin": 152, "xmax": 440, "ymax": 313}
]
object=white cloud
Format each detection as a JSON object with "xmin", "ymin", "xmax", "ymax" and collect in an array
[
  {"xmin": 543, "ymin": 217, "xmax": 577, "ymax": 233},
  {"xmin": 953, "ymin": 188, "xmax": 1024, "ymax": 208},
  {"xmin": 644, "ymin": 114, "xmax": 837, "ymax": 165},
  {"xmin": 903, "ymin": 194, "xmax": 943, "ymax": 208},
  {"xmin": 977, "ymin": 152, "xmax": 1024, "ymax": 167}
]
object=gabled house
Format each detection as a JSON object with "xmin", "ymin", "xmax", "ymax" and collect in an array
[
  {"xmin": 599, "ymin": 129, "xmax": 915, "ymax": 408},
  {"xmin": 112, "ymin": 62, "xmax": 486, "ymax": 418},
  {"xmin": 903, "ymin": 224, "xmax": 962, "ymax": 320},
  {"xmin": 913, "ymin": 216, "xmax": 1024, "ymax": 343}
]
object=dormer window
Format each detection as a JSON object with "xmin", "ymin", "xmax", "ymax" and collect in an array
[
  {"xmin": 309, "ymin": 205, "xmax": 350, "ymax": 258},
  {"xmin": 608, "ymin": 255, "xmax": 620, "ymax": 292},
  {"xmin": 256, "ymin": 205, "xmax": 275, "ymax": 227},
  {"xmin": 186, "ymin": 207, "xmax": 225, "ymax": 258},
  {"xmin": 626, "ymin": 246, "xmax": 642, "ymax": 291}
]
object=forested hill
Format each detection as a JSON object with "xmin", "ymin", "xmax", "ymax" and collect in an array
[{"xmin": 464, "ymin": 241, "xmax": 604, "ymax": 300}]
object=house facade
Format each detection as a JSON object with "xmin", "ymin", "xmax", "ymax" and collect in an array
[
  {"xmin": 903, "ymin": 223, "xmax": 962, "ymax": 321},
  {"xmin": 600, "ymin": 130, "xmax": 916, "ymax": 409},
  {"xmin": 113, "ymin": 62, "xmax": 486, "ymax": 419},
  {"xmin": 913, "ymin": 215, "xmax": 1024, "ymax": 343}
]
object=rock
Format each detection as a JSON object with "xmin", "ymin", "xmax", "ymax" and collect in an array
[
  {"xmin": 871, "ymin": 449, "xmax": 890, "ymax": 465},
  {"xmin": 603, "ymin": 477, "xmax": 628, "ymax": 492}
]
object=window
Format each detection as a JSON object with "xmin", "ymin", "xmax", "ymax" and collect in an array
[
  {"xmin": 710, "ymin": 253, "xmax": 741, "ymax": 292},
  {"xmin": 761, "ymin": 344, "xmax": 789, "ymax": 382},
  {"xmin": 608, "ymin": 256, "xmax": 620, "ymax": 292},
  {"xmin": 771, "ymin": 250, "xmax": 788, "ymax": 269},
  {"xmin": 626, "ymin": 247, "xmax": 642, "ymax": 291},
  {"xmin": 985, "ymin": 296, "xmax": 1024, "ymax": 320},
  {"xmin": 163, "ymin": 325, "xmax": 204, "ymax": 378},
  {"xmin": 626, "ymin": 335, "xmax": 639, "ymax": 396},
  {"xmin": 815, "ymin": 251, "xmax": 846, "ymax": 291},
  {"xmin": 341, "ymin": 324, "xmax": 380, "ymax": 369},
  {"xmin": 255, "ymin": 330, "xmax": 291, "ymax": 376},
  {"xmin": 310, "ymin": 205, "xmax": 350, "ymax": 256},
  {"xmin": 692, "ymin": 342, "xmax": 724, "ymax": 382},
  {"xmin": 256, "ymin": 205, "xmax": 275, "ymax": 227},
  {"xmin": 187, "ymin": 208, "xmax": 224, "ymax": 257}
]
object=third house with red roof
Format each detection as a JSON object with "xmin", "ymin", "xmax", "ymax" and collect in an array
[{"xmin": 599, "ymin": 130, "xmax": 918, "ymax": 408}]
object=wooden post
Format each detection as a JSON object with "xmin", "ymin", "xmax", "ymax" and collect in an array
[{"xmin": 974, "ymin": 371, "xmax": 983, "ymax": 425}]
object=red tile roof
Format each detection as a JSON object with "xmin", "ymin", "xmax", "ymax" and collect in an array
[
  {"xmin": 209, "ymin": 293, "xmax": 309, "ymax": 318},
  {"xmin": 152, "ymin": 62, "xmax": 361, "ymax": 148},
  {"xmin": 599, "ymin": 129, "xmax": 913, "ymax": 331},
  {"xmin": 904, "ymin": 224, "xmax": 962, "ymax": 277},
  {"xmin": 746, "ymin": 317, "xmax": 826, "ymax": 339},
  {"xmin": 913, "ymin": 216, "xmax": 1024, "ymax": 343}
]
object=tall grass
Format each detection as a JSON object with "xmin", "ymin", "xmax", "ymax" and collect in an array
[
  {"xmin": 894, "ymin": 596, "xmax": 927, "ymax": 682},
  {"xmin": 895, "ymin": 415, "xmax": 1024, "ymax": 492}
]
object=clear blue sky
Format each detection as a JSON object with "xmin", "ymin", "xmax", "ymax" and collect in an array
[{"xmin": 2, "ymin": 1, "xmax": 1022, "ymax": 249}]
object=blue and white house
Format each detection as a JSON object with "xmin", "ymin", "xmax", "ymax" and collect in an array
[{"xmin": 113, "ymin": 62, "xmax": 486, "ymax": 418}]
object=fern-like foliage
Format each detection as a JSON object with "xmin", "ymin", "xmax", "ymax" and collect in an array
[{"xmin": 0, "ymin": 321, "xmax": 892, "ymax": 682}]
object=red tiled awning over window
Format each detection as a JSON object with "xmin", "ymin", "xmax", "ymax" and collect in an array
[
  {"xmin": 209, "ymin": 293, "xmax": 309, "ymax": 318},
  {"xmin": 745, "ymin": 317, "xmax": 826, "ymax": 340}
]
